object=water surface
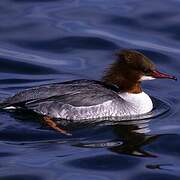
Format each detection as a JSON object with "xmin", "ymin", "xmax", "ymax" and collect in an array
[{"xmin": 0, "ymin": 0, "xmax": 180, "ymax": 179}]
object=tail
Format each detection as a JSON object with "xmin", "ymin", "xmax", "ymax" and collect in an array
[{"xmin": 0, "ymin": 99, "xmax": 9, "ymax": 109}]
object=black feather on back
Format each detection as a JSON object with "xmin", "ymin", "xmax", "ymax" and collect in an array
[{"xmin": 0, "ymin": 80, "xmax": 122, "ymax": 108}]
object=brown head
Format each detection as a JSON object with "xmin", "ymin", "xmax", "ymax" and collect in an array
[{"xmin": 102, "ymin": 50, "xmax": 177, "ymax": 93}]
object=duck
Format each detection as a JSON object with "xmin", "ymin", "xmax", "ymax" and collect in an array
[{"xmin": 0, "ymin": 50, "xmax": 176, "ymax": 135}]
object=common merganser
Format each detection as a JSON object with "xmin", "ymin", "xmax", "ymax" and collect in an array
[{"xmin": 0, "ymin": 50, "xmax": 176, "ymax": 135}]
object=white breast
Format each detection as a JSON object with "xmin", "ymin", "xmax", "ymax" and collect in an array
[
  {"xmin": 118, "ymin": 91, "xmax": 153, "ymax": 115},
  {"xmin": 55, "ymin": 91, "xmax": 153, "ymax": 120}
]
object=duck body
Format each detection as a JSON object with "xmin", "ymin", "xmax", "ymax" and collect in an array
[
  {"xmin": 0, "ymin": 50, "xmax": 176, "ymax": 123},
  {"xmin": 0, "ymin": 79, "xmax": 153, "ymax": 120}
]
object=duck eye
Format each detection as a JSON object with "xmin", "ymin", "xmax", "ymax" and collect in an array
[{"xmin": 143, "ymin": 69, "xmax": 150, "ymax": 74}]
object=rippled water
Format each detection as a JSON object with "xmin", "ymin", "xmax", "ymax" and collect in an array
[{"xmin": 0, "ymin": 0, "xmax": 180, "ymax": 179}]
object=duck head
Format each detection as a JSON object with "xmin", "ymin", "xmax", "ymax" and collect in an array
[{"xmin": 103, "ymin": 50, "xmax": 177, "ymax": 93}]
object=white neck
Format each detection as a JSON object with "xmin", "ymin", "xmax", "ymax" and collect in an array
[{"xmin": 118, "ymin": 91, "xmax": 153, "ymax": 115}]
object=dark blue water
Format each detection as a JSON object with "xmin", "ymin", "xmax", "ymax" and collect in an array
[{"xmin": 0, "ymin": 0, "xmax": 180, "ymax": 179}]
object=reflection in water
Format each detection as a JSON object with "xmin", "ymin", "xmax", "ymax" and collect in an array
[
  {"xmin": 65, "ymin": 119, "xmax": 164, "ymax": 172},
  {"xmin": 109, "ymin": 122, "xmax": 160, "ymax": 157},
  {"xmin": 75, "ymin": 119, "xmax": 160, "ymax": 158},
  {"xmin": 146, "ymin": 163, "xmax": 173, "ymax": 170}
]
